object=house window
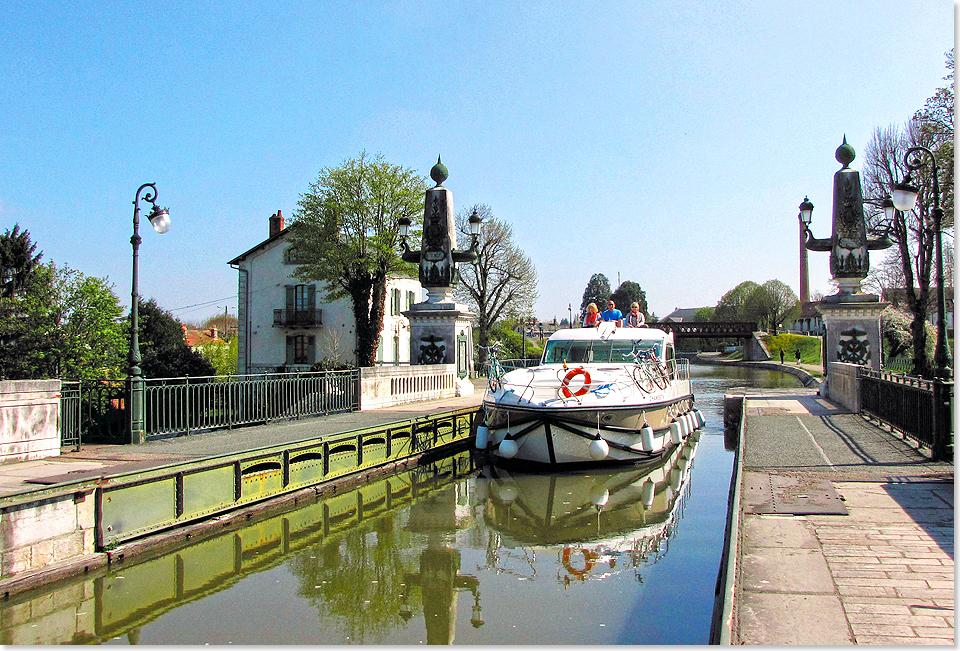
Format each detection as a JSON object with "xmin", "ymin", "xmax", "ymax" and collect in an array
[
  {"xmin": 390, "ymin": 288, "xmax": 401, "ymax": 316},
  {"xmin": 286, "ymin": 335, "xmax": 316, "ymax": 365},
  {"xmin": 283, "ymin": 247, "xmax": 306, "ymax": 265}
]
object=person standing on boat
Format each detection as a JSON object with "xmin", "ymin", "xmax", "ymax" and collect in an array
[
  {"xmin": 601, "ymin": 300, "xmax": 623, "ymax": 326},
  {"xmin": 583, "ymin": 302, "xmax": 601, "ymax": 327},
  {"xmin": 624, "ymin": 302, "xmax": 645, "ymax": 327}
]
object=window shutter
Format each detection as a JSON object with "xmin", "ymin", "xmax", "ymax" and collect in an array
[
  {"xmin": 285, "ymin": 336, "xmax": 294, "ymax": 365},
  {"xmin": 307, "ymin": 285, "xmax": 317, "ymax": 315},
  {"xmin": 307, "ymin": 335, "xmax": 316, "ymax": 365},
  {"xmin": 285, "ymin": 286, "xmax": 295, "ymax": 313}
]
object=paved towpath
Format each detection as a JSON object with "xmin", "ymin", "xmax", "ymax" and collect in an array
[{"xmin": 725, "ymin": 388, "xmax": 954, "ymax": 645}]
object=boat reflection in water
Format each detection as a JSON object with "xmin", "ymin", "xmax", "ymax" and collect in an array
[{"xmin": 477, "ymin": 431, "xmax": 699, "ymax": 586}]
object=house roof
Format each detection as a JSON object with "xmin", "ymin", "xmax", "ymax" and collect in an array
[
  {"xmin": 662, "ymin": 307, "xmax": 704, "ymax": 322},
  {"xmin": 227, "ymin": 227, "xmax": 289, "ymax": 266}
]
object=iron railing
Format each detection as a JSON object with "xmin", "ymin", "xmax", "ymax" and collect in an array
[
  {"xmin": 68, "ymin": 370, "xmax": 360, "ymax": 444},
  {"xmin": 860, "ymin": 368, "xmax": 953, "ymax": 461},
  {"xmin": 59, "ymin": 381, "xmax": 82, "ymax": 450}
]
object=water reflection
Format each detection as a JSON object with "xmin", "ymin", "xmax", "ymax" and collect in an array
[{"xmin": 477, "ymin": 433, "xmax": 698, "ymax": 587}]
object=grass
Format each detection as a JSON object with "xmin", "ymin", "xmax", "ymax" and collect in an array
[{"xmin": 762, "ymin": 333, "xmax": 822, "ymax": 366}]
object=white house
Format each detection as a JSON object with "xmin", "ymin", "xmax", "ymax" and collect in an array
[{"xmin": 228, "ymin": 211, "xmax": 422, "ymax": 373}]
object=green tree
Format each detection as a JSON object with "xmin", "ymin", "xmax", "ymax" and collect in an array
[
  {"xmin": 0, "ymin": 261, "xmax": 125, "ymax": 380},
  {"xmin": 288, "ymin": 152, "xmax": 425, "ymax": 367},
  {"xmin": 0, "ymin": 224, "xmax": 43, "ymax": 299},
  {"xmin": 197, "ymin": 337, "xmax": 238, "ymax": 376},
  {"xmin": 610, "ymin": 280, "xmax": 648, "ymax": 319},
  {"xmin": 714, "ymin": 281, "xmax": 760, "ymax": 322},
  {"xmin": 744, "ymin": 280, "xmax": 799, "ymax": 332},
  {"xmin": 579, "ymin": 273, "xmax": 611, "ymax": 322},
  {"xmin": 137, "ymin": 298, "xmax": 215, "ymax": 378},
  {"xmin": 454, "ymin": 204, "xmax": 539, "ymax": 364}
]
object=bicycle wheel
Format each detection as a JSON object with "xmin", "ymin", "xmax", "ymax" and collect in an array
[
  {"xmin": 651, "ymin": 364, "xmax": 670, "ymax": 390},
  {"xmin": 632, "ymin": 365, "xmax": 656, "ymax": 393}
]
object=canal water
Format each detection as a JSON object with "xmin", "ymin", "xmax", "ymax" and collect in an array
[{"xmin": 1, "ymin": 365, "xmax": 801, "ymax": 645}]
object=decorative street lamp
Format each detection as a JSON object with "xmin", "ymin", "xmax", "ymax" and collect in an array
[
  {"xmin": 129, "ymin": 183, "xmax": 171, "ymax": 444},
  {"xmin": 798, "ymin": 196, "xmax": 814, "ymax": 304},
  {"xmin": 891, "ymin": 146, "xmax": 952, "ymax": 380}
]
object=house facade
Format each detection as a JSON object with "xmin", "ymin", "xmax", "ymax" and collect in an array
[{"xmin": 228, "ymin": 211, "xmax": 422, "ymax": 374}]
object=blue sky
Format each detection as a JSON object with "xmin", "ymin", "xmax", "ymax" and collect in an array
[{"xmin": 1, "ymin": 1, "xmax": 954, "ymax": 324}]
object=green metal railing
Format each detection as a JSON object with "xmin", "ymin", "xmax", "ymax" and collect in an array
[{"xmin": 66, "ymin": 371, "xmax": 360, "ymax": 445}]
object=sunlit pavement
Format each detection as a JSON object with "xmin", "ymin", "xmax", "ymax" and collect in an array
[{"xmin": 729, "ymin": 391, "xmax": 954, "ymax": 645}]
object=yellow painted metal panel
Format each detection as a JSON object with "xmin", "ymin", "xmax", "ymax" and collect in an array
[
  {"xmin": 177, "ymin": 535, "xmax": 238, "ymax": 594},
  {"xmin": 182, "ymin": 465, "xmax": 236, "ymax": 519},
  {"xmin": 100, "ymin": 478, "xmax": 177, "ymax": 544}
]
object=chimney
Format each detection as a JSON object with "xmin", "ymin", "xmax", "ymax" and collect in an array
[
  {"xmin": 210, "ymin": 326, "xmax": 218, "ymax": 340},
  {"xmin": 269, "ymin": 210, "xmax": 285, "ymax": 238}
]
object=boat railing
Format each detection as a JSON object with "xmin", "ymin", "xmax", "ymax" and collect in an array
[
  {"xmin": 492, "ymin": 358, "xmax": 542, "ymax": 372},
  {"xmin": 670, "ymin": 358, "xmax": 691, "ymax": 382}
]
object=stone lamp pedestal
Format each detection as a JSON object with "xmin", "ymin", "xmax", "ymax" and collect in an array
[
  {"xmin": 819, "ymin": 298, "xmax": 888, "ymax": 372},
  {"xmin": 405, "ymin": 300, "xmax": 476, "ymax": 382}
]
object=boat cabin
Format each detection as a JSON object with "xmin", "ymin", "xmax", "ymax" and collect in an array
[{"xmin": 540, "ymin": 327, "xmax": 675, "ymax": 366}]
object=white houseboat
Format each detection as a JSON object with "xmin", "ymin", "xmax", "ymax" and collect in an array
[{"xmin": 477, "ymin": 322, "xmax": 704, "ymax": 469}]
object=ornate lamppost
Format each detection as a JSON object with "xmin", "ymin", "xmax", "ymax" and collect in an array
[
  {"xmin": 129, "ymin": 183, "xmax": 171, "ymax": 444},
  {"xmin": 891, "ymin": 146, "xmax": 952, "ymax": 379},
  {"xmin": 798, "ymin": 197, "xmax": 813, "ymax": 304},
  {"xmin": 396, "ymin": 158, "xmax": 482, "ymax": 373}
]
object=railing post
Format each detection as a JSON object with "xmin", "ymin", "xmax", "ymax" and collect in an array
[{"xmin": 931, "ymin": 380, "xmax": 948, "ymax": 461}]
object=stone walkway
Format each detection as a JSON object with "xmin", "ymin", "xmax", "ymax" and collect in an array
[{"xmin": 729, "ymin": 390, "xmax": 954, "ymax": 645}]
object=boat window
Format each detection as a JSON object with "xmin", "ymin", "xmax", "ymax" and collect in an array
[{"xmin": 542, "ymin": 339, "xmax": 662, "ymax": 364}]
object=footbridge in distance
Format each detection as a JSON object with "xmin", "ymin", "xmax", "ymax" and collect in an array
[{"xmin": 649, "ymin": 321, "xmax": 765, "ymax": 361}]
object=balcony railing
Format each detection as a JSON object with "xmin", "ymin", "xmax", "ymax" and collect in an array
[{"xmin": 273, "ymin": 309, "xmax": 323, "ymax": 328}]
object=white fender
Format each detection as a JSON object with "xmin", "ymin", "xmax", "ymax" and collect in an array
[
  {"xmin": 695, "ymin": 409, "xmax": 706, "ymax": 429},
  {"xmin": 475, "ymin": 425, "xmax": 489, "ymax": 449},
  {"xmin": 669, "ymin": 421, "xmax": 682, "ymax": 444},
  {"xmin": 589, "ymin": 437, "xmax": 610, "ymax": 460},
  {"xmin": 640, "ymin": 424, "xmax": 655, "ymax": 451},
  {"xmin": 499, "ymin": 438, "xmax": 518, "ymax": 459}
]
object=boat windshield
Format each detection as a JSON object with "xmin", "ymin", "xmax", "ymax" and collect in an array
[{"xmin": 541, "ymin": 339, "xmax": 662, "ymax": 364}]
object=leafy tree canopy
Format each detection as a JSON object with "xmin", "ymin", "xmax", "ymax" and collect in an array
[
  {"xmin": 0, "ymin": 224, "xmax": 42, "ymax": 299},
  {"xmin": 714, "ymin": 281, "xmax": 760, "ymax": 322},
  {"xmin": 610, "ymin": 280, "xmax": 648, "ymax": 318},
  {"xmin": 288, "ymin": 152, "xmax": 425, "ymax": 367}
]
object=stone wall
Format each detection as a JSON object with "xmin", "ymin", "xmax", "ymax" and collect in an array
[
  {"xmin": 0, "ymin": 487, "xmax": 99, "ymax": 583},
  {"xmin": 826, "ymin": 362, "xmax": 861, "ymax": 412},
  {"xmin": 0, "ymin": 380, "xmax": 62, "ymax": 464}
]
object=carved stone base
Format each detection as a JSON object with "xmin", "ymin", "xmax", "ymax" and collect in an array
[
  {"xmin": 819, "ymin": 299, "xmax": 888, "ymax": 371},
  {"xmin": 404, "ymin": 301, "xmax": 475, "ymax": 377}
]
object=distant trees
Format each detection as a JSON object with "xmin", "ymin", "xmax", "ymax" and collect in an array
[
  {"xmin": 453, "ymin": 204, "xmax": 538, "ymax": 364},
  {"xmin": 136, "ymin": 299, "xmax": 215, "ymax": 378},
  {"xmin": 288, "ymin": 152, "xmax": 425, "ymax": 367},
  {"xmin": 610, "ymin": 280, "xmax": 648, "ymax": 320},
  {"xmin": 714, "ymin": 279, "xmax": 799, "ymax": 332}
]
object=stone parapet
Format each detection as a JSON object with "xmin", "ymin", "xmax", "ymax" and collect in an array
[
  {"xmin": 0, "ymin": 380, "xmax": 62, "ymax": 464},
  {"xmin": 359, "ymin": 364, "xmax": 457, "ymax": 409}
]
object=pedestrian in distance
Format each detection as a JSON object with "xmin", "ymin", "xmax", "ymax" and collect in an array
[
  {"xmin": 600, "ymin": 299, "xmax": 623, "ymax": 327},
  {"xmin": 624, "ymin": 302, "xmax": 645, "ymax": 327},
  {"xmin": 780, "ymin": 349, "xmax": 785, "ymax": 364},
  {"xmin": 795, "ymin": 349, "xmax": 801, "ymax": 364}
]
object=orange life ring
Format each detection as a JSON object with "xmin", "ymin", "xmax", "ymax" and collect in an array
[
  {"xmin": 562, "ymin": 547, "xmax": 597, "ymax": 578},
  {"xmin": 560, "ymin": 368, "xmax": 591, "ymax": 398}
]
